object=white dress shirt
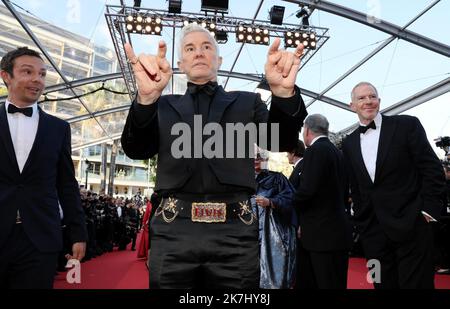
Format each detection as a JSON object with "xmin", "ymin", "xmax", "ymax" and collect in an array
[
  {"xmin": 293, "ymin": 157, "xmax": 303, "ymax": 169},
  {"xmin": 359, "ymin": 112, "xmax": 382, "ymax": 183},
  {"xmin": 5, "ymin": 100, "xmax": 39, "ymax": 173}
]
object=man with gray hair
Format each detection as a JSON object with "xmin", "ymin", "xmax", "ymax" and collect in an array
[
  {"xmin": 293, "ymin": 114, "xmax": 351, "ymax": 289},
  {"xmin": 342, "ymin": 82, "xmax": 445, "ymax": 289},
  {"xmin": 121, "ymin": 24, "xmax": 307, "ymax": 288}
]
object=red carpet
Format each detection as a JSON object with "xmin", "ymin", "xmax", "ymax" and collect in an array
[
  {"xmin": 55, "ymin": 252, "xmax": 450, "ymax": 289},
  {"xmin": 347, "ymin": 257, "xmax": 450, "ymax": 289},
  {"xmin": 54, "ymin": 243, "xmax": 148, "ymax": 289}
]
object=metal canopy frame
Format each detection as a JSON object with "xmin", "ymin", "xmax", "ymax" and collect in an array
[
  {"xmin": 283, "ymin": 0, "xmax": 450, "ymax": 57},
  {"xmin": 1, "ymin": 1, "xmax": 447, "ymax": 150},
  {"xmin": 304, "ymin": 0, "xmax": 442, "ymax": 108},
  {"xmin": 1, "ymin": 0, "xmax": 113, "ymax": 142},
  {"xmin": 105, "ymin": 4, "xmax": 330, "ymax": 100},
  {"xmin": 338, "ymin": 77, "xmax": 450, "ymax": 136}
]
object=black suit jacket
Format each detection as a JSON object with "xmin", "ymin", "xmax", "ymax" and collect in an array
[
  {"xmin": 342, "ymin": 115, "xmax": 446, "ymax": 242},
  {"xmin": 289, "ymin": 159, "xmax": 304, "ymax": 189},
  {"xmin": 294, "ymin": 137, "xmax": 351, "ymax": 252},
  {"xmin": 0, "ymin": 104, "xmax": 87, "ymax": 252},
  {"xmin": 121, "ymin": 86, "xmax": 307, "ymax": 193}
]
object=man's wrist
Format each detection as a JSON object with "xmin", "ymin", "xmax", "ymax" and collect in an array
[
  {"xmin": 271, "ymin": 88, "xmax": 295, "ymax": 98},
  {"xmin": 137, "ymin": 93, "xmax": 160, "ymax": 105}
]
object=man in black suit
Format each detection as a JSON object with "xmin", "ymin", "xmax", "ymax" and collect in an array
[
  {"xmin": 342, "ymin": 82, "xmax": 446, "ymax": 289},
  {"xmin": 294, "ymin": 114, "xmax": 351, "ymax": 289},
  {"xmin": 287, "ymin": 140, "xmax": 306, "ymax": 288},
  {"xmin": 0, "ymin": 47, "xmax": 87, "ymax": 288},
  {"xmin": 287, "ymin": 140, "xmax": 305, "ymax": 189},
  {"xmin": 121, "ymin": 24, "xmax": 307, "ymax": 288}
]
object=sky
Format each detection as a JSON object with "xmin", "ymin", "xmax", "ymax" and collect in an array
[{"xmin": 4, "ymin": 0, "xmax": 450, "ymax": 158}]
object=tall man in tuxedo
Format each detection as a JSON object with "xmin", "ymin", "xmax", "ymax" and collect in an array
[
  {"xmin": 121, "ymin": 24, "xmax": 307, "ymax": 288},
  {"xmin": 342, "ymin": 82, "xmax": 446, "ymax": 289},
  {"xmin": 0, "ymin": 47, "xmax": 87, "ymax": 288},
  {"xmin": 294, "ymin": 114, "xmax": 351, "ymax": 289}
]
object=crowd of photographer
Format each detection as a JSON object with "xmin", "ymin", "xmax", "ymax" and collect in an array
[{"xmin": 56, "ymin": 189, "xmax": 147, "ymax": 271}]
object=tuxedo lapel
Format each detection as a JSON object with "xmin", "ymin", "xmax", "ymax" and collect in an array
[
  {"xmin": 208, "ymin": 86, "xmax": 238, "ymax": 123},
  {"xmin": 375, "ymin": 115, "xmax": 396, "ymax": 183},
  {"xmin": 0, "ymin": 103, "xmax": 20, "ymax": 174},
  {"xmin": 348, "ymin": 130, "xmax": 373, "ymax": 184},
  {"xmin": 169, "ymin": 92, "xmax": 195, "ymax": 128},
  {"xmin": 21, "ymin": 107, "xmax": 49, "ymax": 174},
  {"xmin": 168, "ymin": 86, "xmax": 238, "ymax": 126}
]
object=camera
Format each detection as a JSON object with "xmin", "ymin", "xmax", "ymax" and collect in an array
[{"xmin": 435, "ymin": 136, "xmax": 450, "ymax": 155}]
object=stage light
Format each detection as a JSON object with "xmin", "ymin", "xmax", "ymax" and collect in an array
[
  {"xmin": 295, "ymin": 6, "xmax": 309, "ymax": 18},
  {"xmin": 284, "ymin": 29, "xmax": 316, "ymax": 49},
  {"xmin": 215, "ymin": 30, "xmax": 228, "ymax": 44},
  {"xmin": 295, "ymin": 6, "xmax": 311, "ymax": 27},
  {"xmin": 183, "ymin": 18, "xmax": 228, "ymax": 44},
  {"xmin": 168, "ymin": 0, "xmax": 182, "ymax": 14},
  {"xmin": 269, "ymin": 5, "xmax": 285, "ymax": 25},
  {"xmin": 236, "ymin": 24, "xmax": 270, "ymax": 45},
  {"xmin": 201, "ymin": 0, "xmax": 229, "ymax": 13},
  {"xmin": 125, "ymin": 14, "xmax": 163, "ymax": 35}
]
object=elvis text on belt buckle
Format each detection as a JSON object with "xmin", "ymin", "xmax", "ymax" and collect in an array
[{"xmin": 191, "ymin": 202, "xmax": 226, "ymax": 223}]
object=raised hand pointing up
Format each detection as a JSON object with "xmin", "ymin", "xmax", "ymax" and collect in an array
[
  {"xmin": 124, "ymin": 40, "xmax": 173, "ymax": 105},
  {"xmin": 264, "ymin": 38, "xmax": 304, "ymax": 98}
]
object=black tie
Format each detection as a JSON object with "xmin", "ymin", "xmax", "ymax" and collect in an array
[
  {"xmin": 8, "ymin": 104, "xmax": 33, "ymax": 117},
  {"xmin": 187, "ymin": 81, "xmax": 218, "ymax": 96},
  {"xmin": 359, "ymin": 120, "xmax": 376, "ymax": 134}
]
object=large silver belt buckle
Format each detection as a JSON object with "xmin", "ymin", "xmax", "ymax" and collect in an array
[
  {"xmin": 155, "ymin": 197, "xmax": 179, "ymax": 223},
  {"xmin": 238, "ymin": 200, "xmax": 256, "ymax": 225},
  {"xmin": 191, "ymin": 202, "xmax": 226, "ymax": 223}
]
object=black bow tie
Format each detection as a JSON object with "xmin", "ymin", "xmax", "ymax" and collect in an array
[
  {"xmin": 7, "ymin": 104, "xmax": 33, "ymax": 117},
  {"xmin": 359, "ymin": 120, "xmax": 376, "ymax": 134},
  {"xmin": 187, "ymin": 81, "xmax": 218, "ymax": 96}
]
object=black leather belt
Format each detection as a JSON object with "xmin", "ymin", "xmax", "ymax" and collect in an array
[{"xmin": 155, "ymin": 196, "xmax": 256, "ymax": 225}]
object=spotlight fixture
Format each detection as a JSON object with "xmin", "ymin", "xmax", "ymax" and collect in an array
[
  {"xmin": 295, "ymin": 6, "xmax": 310, "ymax": 27},
  {"xmin": 201, "ymin": 0, "xmax": 229, "ymax": 13},
  {"xmin": 269, "ymin": 5, "xmax": 285, "ymax": 25},
  {"xmin": 236, "ymin": 24, "xmax": 270, "ymax": 45},
  {"xmin": 125, "ymin": 13, "xmax": 163, "ymax": 35},
  {"xmin": 133, "ymin": 0, "xmax": 141, "ymax": 10},
  {"xmin": 168, "ymin": 0, "xmax": 182, "ymax": 14},
  {"xmin": 284, "ymin": 30, "xmax": 316, "ymax": 50},
  {"xmin": 295, "ymin": 6, "xmax": 309, "ymax": 18},
  {"xmin": 215, "ymin": 30, "xmax": 228, "ymax": 44},
  {"xmin": 183, "ymin": 18, "xmax": 219, "ymax": 39}
]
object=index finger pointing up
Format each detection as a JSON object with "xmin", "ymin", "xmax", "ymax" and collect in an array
[
  {"xmin": 267, "ymin": 38, "xmax": 281, "ymax": 56},
  {"xmin": 157, "ymin": 40, "xmax": 167, "ymax": 59},
  {"xmin": 124, "ymin": 43, "xmax": 137, "ymax": 63}
]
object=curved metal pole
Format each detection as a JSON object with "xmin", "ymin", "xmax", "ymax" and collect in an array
[
  {"xmin": 223, "ymin": 0, "xmax": 265, "ymax": 90},
  {"xmin": 305, "ymin": 0, "xmax": 442, "ymax": 108},
  {"xmin": 283, "ymin": 0, "xmax": 450, "ymax": 57}
]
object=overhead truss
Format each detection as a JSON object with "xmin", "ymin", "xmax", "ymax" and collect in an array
[{"xmin": 105, "ymin": 4, "xmax": 330, "ymax": 99}]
